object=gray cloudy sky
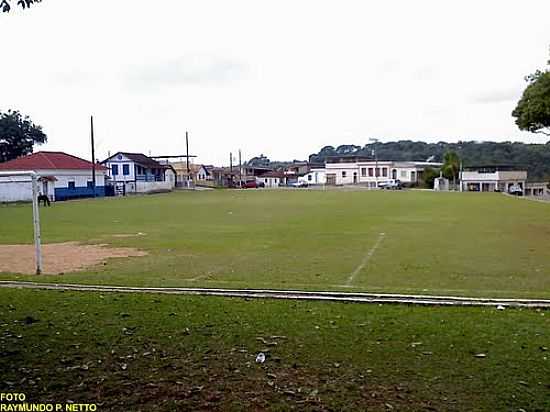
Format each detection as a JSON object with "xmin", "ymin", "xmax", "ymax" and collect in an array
[{"xmin": 2, "ymin": 0, "xmax": 549, "ymax": 165}]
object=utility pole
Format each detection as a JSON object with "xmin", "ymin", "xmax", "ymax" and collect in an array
[
  {"xmin": 229, "ymin": 152, "xmax": 233, "ymax": 188},
  {"xmin": 185, "ymin": 131, "xmax": 190, "ymax": 188},
  {"xmin": 369, "ymin": 138, "xmax": 379, "ymax": 189},
  {"xmin": 90, "ymin": 115, "xmax": 96, "ymax": 197},
  {"xmin": 238, "ymin": 150, "xmax": 242, "ymax": 189}
]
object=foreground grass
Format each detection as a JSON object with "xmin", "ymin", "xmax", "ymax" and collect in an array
[
  {"xmin": 0, "ymin": 289, "xmax": 548, "ymax": 411},
  {"xmin": 1, "ymin": 190, "xmax": 550, "ymax": 298}
]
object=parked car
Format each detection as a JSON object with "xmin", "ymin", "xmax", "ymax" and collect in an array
[
  {"xmin": 238, "ymin": 180, "xmax": 258, "ymax": 189},
  {"xmin": 292, "ymin": 181, "xmax": 308, "ymax": 188},
  {"xmin": 508, "ymin": 185, "xmax": 523, "ymax": 196},
  {"xmin": 378, "ymin": 179, "xmax": 402, "ymax": 190}
]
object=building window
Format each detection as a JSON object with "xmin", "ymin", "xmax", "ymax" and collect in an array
[
  {"xmin": 361, "ymin": 168, "xmax": 367, "ymax": 177},
  {"xmin": 342, "ymin": 171, "xmax": 347, "ymax": 178},
  {"xmin": 382, "ymin": 168, "xmax": 388, "ymax": 177},
  {"xmin": 87, "ymin": 181, "xmax": 93, "ymax": 189},
  {"xmin": 68, "ymin": 181, "xmax": 75, "ymax": 190},
  {"xmin": 368, "ymin": 168, "xmax": 374, "ymax": 177},
  {"xmin": 308, "ymin": 174, "xmax": 312, "ymax": 181},
  {"xmin": 375, "ymin": 168, "xmax": 380, "ymax": 177},
  {"xmin": 400, "ymin": 170, "xmax": 407, "ymax": 178},
  {"xmin": 111, "ymin": 164, "xmax": 119, "ymax": 176},
  {"xmin": 123, "ymin": 164, "xmax": 130, "ymax": 175}
]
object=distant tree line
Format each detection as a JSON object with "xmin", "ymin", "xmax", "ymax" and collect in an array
[{"xmin": 308, "ymin": 141, "xmax": 550, "ymax": 181}]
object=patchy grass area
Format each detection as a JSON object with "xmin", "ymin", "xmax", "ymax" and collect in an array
[
  {"xmin": 1, "ymin": 190, "xmax": 549, "ymax": 298},
  {"xmin": 0, "ymin": 289, "xmax": 548, "ymax": 411}
]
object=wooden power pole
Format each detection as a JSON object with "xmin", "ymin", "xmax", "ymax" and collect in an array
[
  {"xmin": 238, "ymin": 150, "xmax": 242, "ymax": 188},
  {"xmin": 90, "ymin": 115, "xmax": 96, "ymax": 197},
  {"xmin": 185, "ymin": 131, "xmax": 190, "ymax": 187}
]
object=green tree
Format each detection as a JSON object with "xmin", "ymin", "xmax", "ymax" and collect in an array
[
  {"xmin": 422, "ymin": 167, "xmax": 440, "ymax": 189},
  {"xmin": 512, "ymin": 60, "xmax": 550, "ymax": 137},
  {"xmin": 0, "ymin": 110, "xmax": 47, "ymax": 163},
  {"xmin": 442, "ymin": 151, "xmax": 460, "ymax": 189},
  {"xmin": 1, "ymin": 0, "xmax": 41, "ymax": 13}
]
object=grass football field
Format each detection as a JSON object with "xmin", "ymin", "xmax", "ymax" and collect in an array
[
  {"xmin": 1, "ymin": 190, "xmax": 550, "ymax": 411},
  {"xmin": 0, "ymin": 289, "xmax": 548, "ymax": 411},
  {"xmin": 1, "ymin": 189, "xmax": 549, "ymax": 298}
]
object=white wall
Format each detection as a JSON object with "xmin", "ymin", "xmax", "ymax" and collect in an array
[
  {"xmin": 325, "ymin": 164, "xmax": 359, "ymax": 185},
  {"xmin": 298, "ymin": 169, "xmax": 326, "ymax": 184},
  {"xmin": 165, "ymin": 169, "xmax": 176, "ymax": 188},
  {"xmin": 135, "ymin": 181, "xmax": 173, "ymax": 193},
  {"xmin": 461, "ymin": 170, "xmax": 527, "ymax": 182},
  {"xmin": 0, "ymin": 169, "xmax": 107, "ymax": 202},
  {"xmin": 0, "ymin": 176, "xmax": 33, "ymax": 202},
  {"xmin": 104, "ymin": 153, "xmax": 136, "ymax": 182},
  {"xmin": 325, "ymin": 161, "xmax": 438, "ymax": 186},
  {"xmin": 48, "ymin": 169, "xmax": 106, "ymax": 189},
  {"xmin": 261, "ymin": 176, "xmax": 281, "ymax": 188}
]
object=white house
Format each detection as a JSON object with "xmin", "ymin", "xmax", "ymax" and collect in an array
[
  {"xmin": 196, "ymin": 165, "xmax": 211, "ymax": 181},
  {"xmin": 325, "ymin": 156, "xmax": 442, "ymax": 187},
  {"xmin": 298, "ymin": 168, "xmax": 326, "ymax": 185},
  {"xmin": 102, "ymin": 152, "xmax": 176, "ymax": 194},
  {"xmin": 258, "ymin": 171, "xmax": 285, "ymax": 188},
  {"xmin": 0, "ymin": 151, "xmax": 108, "ymax": 202},
  {"xmin": 460, "ymin": 165, "xmax": 527, "ymax": 193}
]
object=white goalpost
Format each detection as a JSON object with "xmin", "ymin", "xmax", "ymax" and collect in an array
[{"xmin": 0, "ymin": 170, "xmax": 42, "ymax": 274}]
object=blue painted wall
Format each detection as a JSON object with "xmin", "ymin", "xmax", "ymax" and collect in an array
[{"xmin": 55, "ymin": 186, "xmax": 106, "ymax": 201}]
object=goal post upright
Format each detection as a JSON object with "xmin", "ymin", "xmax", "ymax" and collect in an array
[{"xmin": 0, "ymin": 170, "xmax": 42, "ymax": 274}]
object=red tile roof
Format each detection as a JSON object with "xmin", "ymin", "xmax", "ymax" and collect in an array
[{"xmin": 0, "ymin": 151, "xmax": 106, "ymax": 171}]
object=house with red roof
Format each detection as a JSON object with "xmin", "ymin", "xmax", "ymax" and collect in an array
[{"xmin": 0, "ymin": 151, "xmax": 108, "ymax": 202}]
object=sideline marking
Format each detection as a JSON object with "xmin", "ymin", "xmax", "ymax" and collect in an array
[
  {"xmin": 2, "ymin": 280, "xmax": 549, "ymax": 307},
  {"xmin": 345, "ymin": 232, "xmax": 385, "ymax": 286}
]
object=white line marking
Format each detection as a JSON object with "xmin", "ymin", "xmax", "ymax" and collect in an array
[{"xmin": 345, "ymin": 232, "xmax": 385, "ymax": 286}]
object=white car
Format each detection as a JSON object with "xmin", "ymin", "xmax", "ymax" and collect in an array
[
  {"xmin": 292, "ymin": 181, "xmax": 308, "ymax": 188},
  {"xmin": 378, "ymin": 179, "xmax": 402, "ymax": 190}
]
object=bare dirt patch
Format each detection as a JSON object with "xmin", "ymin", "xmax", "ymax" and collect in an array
[{"xmin": 0, "ymin": 242, "xmax": 147, "ymax": 275}]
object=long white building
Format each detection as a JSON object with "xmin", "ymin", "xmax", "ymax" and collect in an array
[
  {"xmin": 324, "ymin": 156, "xmax": 442, "ymax": 187},
  {"xmin": 459, "ymin": 165, "xmax": 527, "ymax": 193}
]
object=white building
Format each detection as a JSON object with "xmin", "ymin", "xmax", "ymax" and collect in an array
[
  {"xmin": 325, "ymin": 156, "xmax": 442, "ymax": 187},
  {"xmin": 433, "ymin": 174, "xmax": 450, "ymax": 191},
  {"xmin": 0, "ymin": 151, "xmax": 107, "ymax": 202},
  {"xmin": 525, "ymin": 182, "xmax": 548, "ymax": 197},
  {"xmin": 258, "ymin": 171, "xmax": 285, "ymax": 188},
  {"xmin": 102, "ymin": 152, "xmax": 176, "ymax": 194},
  {"xmin": 298, "ymin": 168, "xmax": 326, "ymax": 185},
  {"xmin": 460, "ymin": 166, "xmax": 527, "ymax": 193}
]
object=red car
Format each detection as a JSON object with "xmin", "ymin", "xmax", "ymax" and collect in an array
[{"xmin": 240, "ymin": 180, "xmax": 258, "ymax": 189}]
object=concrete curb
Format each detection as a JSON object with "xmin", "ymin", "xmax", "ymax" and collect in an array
[{"xmin": 1, "ymin": 281, "xmax": 550, "ymax": 308}]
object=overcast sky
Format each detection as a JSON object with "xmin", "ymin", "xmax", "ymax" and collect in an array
[{"xmin": 2, "ymin": 0, "xmax": 549, "ymax": 165}]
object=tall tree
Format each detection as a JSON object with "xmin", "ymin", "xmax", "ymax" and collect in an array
[
  {"xmin": 0, "ymin": 110, "xmax": 47, "ymax": 163},
  {"xmin": 1, "ymin": 0, "xmax": 41, "ymax": 13},
  {"xmin": 512, "ymin": 57, "xmax": 550, "ymax": 137},
  {"xmin": 442, "ymin": 151, "xmax": 460, "ymax": 189},
  {"xmin": 422, "ymin": 167, "xmax": 440, "ymax": 189}
]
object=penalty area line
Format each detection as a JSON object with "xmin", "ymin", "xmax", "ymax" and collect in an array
[{"xmin": 345, "ymin": 232, "xmax": 385, "ymax": 287}]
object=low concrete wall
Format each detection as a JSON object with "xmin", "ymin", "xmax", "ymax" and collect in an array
[
  {"xmin": 0, "ymin": 177, "xmax": 33, "ymax": 202},
  {"xmin": 135, "ymin": 181, "xmax": 173, "ymax": 193}
]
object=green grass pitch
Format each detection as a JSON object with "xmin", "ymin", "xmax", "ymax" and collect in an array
[{"xmin": 1, "ymin": 189, "xmax": 549, "ymax": 298}]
